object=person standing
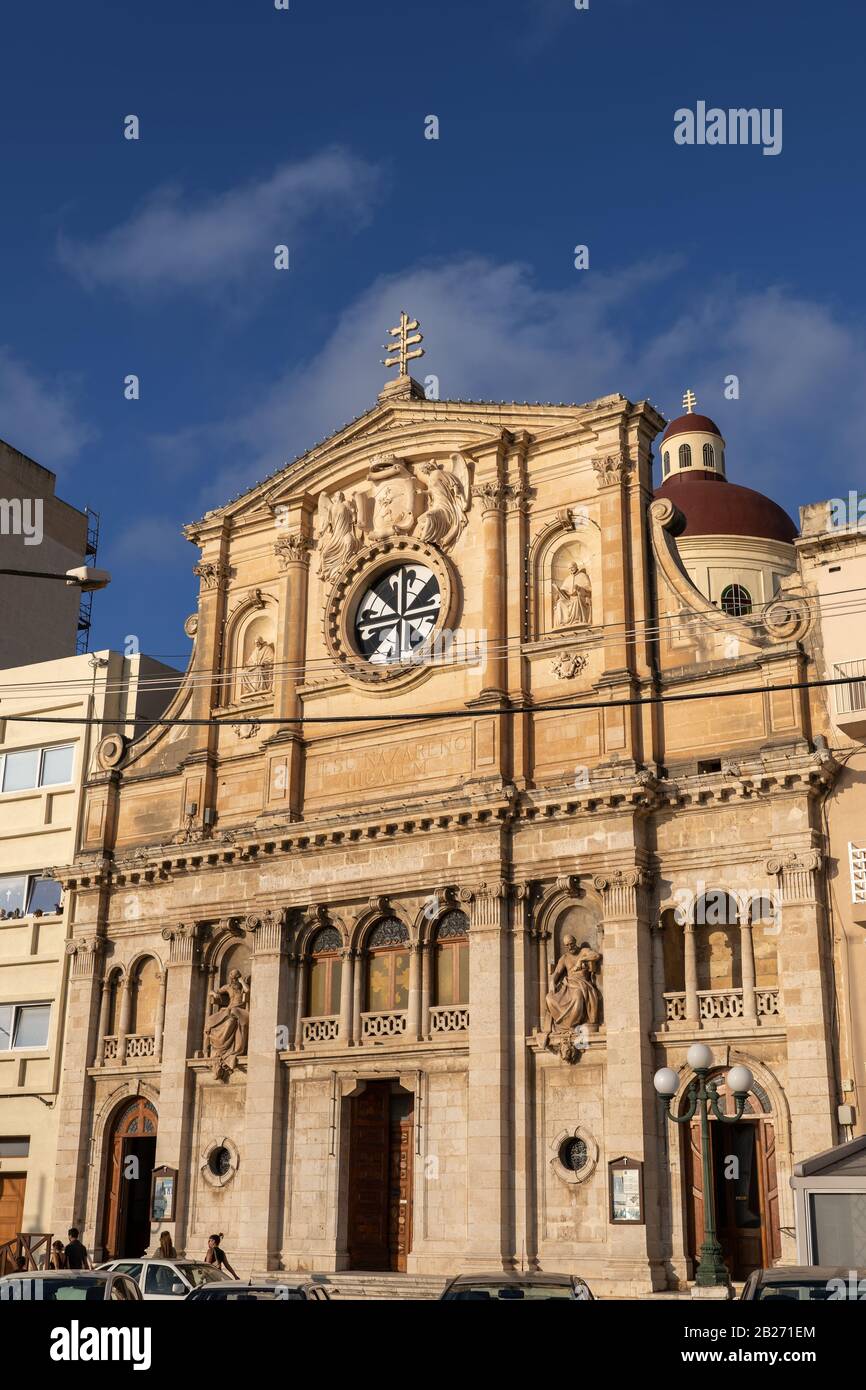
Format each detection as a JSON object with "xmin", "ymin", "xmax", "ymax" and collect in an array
[
  {"xmin": 204, "ymin": 1233, "xmax": 238, "ymax": 1278},
  {"xmin": 64, "ymin": 1227, "xmax": 91, "ymax": 1271},
  {"xmin": 48, "ymin": 1241, "xmax": 67, "ymax": 1270},
  {"xmin": 158, "ymin": 1231, "xmax": 177, "ymax": 1259}
]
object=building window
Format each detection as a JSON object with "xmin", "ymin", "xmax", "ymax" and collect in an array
[
  {"xmin": 703, "ymin": 443, "xmax": 715, "ymax": 469},
  {"xmin": 366, "ymin": 918, "xmax": 410, "ymax": 1012},
  {"xmin": 0, "ymin": 1137, "xmax": 29, "ymax": 1157},
  {"xmin": 208, "ymin": 1146, "xmax": 232, "ymax": 1179},
  {"xmin": 663, "ymin": 451, "xmax": 671, "ymax": 476},
  {"xmin": 678, "ymin": 443, "xmax": 692, "ymax": 469},
  {"xmin": 0, "ymin": 874, "xmax": 62, "ymax": 920},
  {"xmin": 0, "ymin": 1002, "xmax": 51, "ymax": 1051},
  {"xmin": 559, "ymin": 1136, "xmax": 589, "ymax": 1174},
  {"xmin": 720, "ymin": 583, "xmax": 752, "ymax": 617},
  {"xmin": 307, "ymin": 927, "xmax": 343, "ymax": 1017},
  {"xmin": 0, "ymin": 743, "xmax": 74, "ymax": 795},
  {"xmin": 434, "ymin": 910, "xmax": 469, "ymax": 1006}
]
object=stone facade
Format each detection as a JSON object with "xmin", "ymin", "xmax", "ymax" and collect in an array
[{"xmin": 50, "ymin": 374, "xmax": 842, "ymax": 1293}]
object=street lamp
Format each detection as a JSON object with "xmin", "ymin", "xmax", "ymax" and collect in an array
[
  {"xmin": 0, "ymin": 566, "xmax": 111, "ymax": 592},
  {"xmin": 654, "ymin": 1043, "xmax": 754, "ymax": 1289}
]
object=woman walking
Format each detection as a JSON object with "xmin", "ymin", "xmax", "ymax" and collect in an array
[{"xmin": 204, "ymin": 1233, "xmax": 238, "ymax": 1279}]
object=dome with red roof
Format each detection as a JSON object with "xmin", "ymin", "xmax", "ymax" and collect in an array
[
  {"xmin": 661, "ymin": 412, "xmax": 722, "ymax": 443},
  {"xmin": 655, "ymin": 470, "xmax": 798, "ymax": 543}
]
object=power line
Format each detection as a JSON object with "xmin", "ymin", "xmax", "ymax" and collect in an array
[
  {"xmin": 1, "ymin": 589, "xmax": 866, "ymax": 699},
  {"xmin": 0, "ymin": 672, "xmax": 862, "ymax": 728}
]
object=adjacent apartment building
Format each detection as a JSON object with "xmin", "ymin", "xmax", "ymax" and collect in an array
[
  {"xmin": 796, "ymin": 496, "xmax": 866, "ymax": 1140},
  {"xmin": 0, "ymin": 651, "xmax": 180, "ymax": 1250},
  {"xmin": 0, "ymin": 437, "xmax": 90, "ymax": 669}
]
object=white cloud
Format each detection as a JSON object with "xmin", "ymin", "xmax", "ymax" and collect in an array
[
  {"xmin": 0, "ymin": 346, "xmax": 94, "ymax": 467},
  {"xmin": 148, "ymin": 254, "xmax": 866, "ymax": 520},
  {"xmin": 58, "ymin": 149, "xmax": 381, "ymax": 296}
]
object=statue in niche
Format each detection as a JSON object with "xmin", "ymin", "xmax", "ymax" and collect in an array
[
  {"xmin": 317, "ymin": 490, "xmax": 360, "ymax": 580},
  {"xmin": 204, "ymin": 969, "xmax": 250, "ymax": 1080},
  {"xmin": 553, "ymin": 562, "xmax": 592, "ymax": 628},
  {"xmin": 414, "ymin": 457, "xmax": 470, "ymax": 549},
  {"xmin": 545, "ymin": 935, "xmax": 602, "ymax": 1062},
  {"xmin": 241, "ymin": 636, "xmax": 275, "ymax": 697}
]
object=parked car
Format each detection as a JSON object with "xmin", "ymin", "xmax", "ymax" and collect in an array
[
  {"xmin": 0, "ymin": 1269, "xmax": 142, "ymax": 1301},
  {"xmin": 440, "ymin": 1272, "xmax": 594, "ymax": 1300},
  {"xmin": 97, "ymin": 1257, "xmax": 230, "ymax": 1300},
  {"xmin": 741, "ymin": 1266, "xmax": 866, "ymax": 1300},
  {"xmin": 186, "ymin": 1279, "xmax": 331, "ymax": 1301}
]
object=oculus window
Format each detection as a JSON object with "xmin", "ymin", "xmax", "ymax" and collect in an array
[{"xmin": 354, "ymin": 564, "xmax": 441, "ymax": 664}]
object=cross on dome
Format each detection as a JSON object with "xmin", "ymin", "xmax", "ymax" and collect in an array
[{"xmin": 682, "ymin": 388, "xmax": 697, "ymax": 414}]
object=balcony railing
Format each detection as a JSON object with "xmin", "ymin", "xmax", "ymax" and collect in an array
[
  {"xmin": 835, "ymin": 659, "xmax": 866, "ymax": 715},
  {"xmin": 428, "ymin": 1005, "xmax": 469, "ymax": 1034},
  {"xmin": 664, "ymin": 987, "xmax": 779, "ymax": 1024},
  {"xmin": 100, "ymin": 1033, "xmax": 156, "ymax": 1064},
  {"xmin": 360, "ymin": 1010, "xmax": 408, "ymax": 1041},
  {"xmin": 301, "ymin": 1016, "xmax": 339, "ymax": 1045}
]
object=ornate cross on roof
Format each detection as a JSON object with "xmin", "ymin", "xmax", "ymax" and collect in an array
[
  {"xmin": 382, "ymin": 311, "xmax": 424, "ymax": 378},
  {"xmin": 682, "ymin": 388, "xmax": 697, "ymax": 414}
]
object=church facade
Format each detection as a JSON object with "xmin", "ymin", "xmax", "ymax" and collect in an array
[{"xmin": 51, "ymin": 340, "xmax": 842, "ymax": 1293}]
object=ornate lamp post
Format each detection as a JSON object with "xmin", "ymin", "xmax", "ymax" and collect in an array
[{"xmin": 654, "ymin": 1043, "xmax": 754, "ymax": 1289}]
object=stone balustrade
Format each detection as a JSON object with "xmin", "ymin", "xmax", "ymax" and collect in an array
[
  {"xmin": 428, "ymin": 1004, "xmax": 469, "ymax": 1034},
  {"xmin": 360, "ymin": 1009, "xmax": 408, "ymax": 1040},
  {"xmin": 302, "ymin": 1015, "xmax": 339, "ymax": 1045},
  {"xmin": 663, "ymin": 987, "xmax": 779, "ymax": 1025}
]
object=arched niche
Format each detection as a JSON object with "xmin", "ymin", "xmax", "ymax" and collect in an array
[
  {"xmin": 129, "ymin": 956, "xmax": 162, "ymax": 1036},
  {"xmin": 223, "ymin": 589, "xmax": 277, "ymax": 706},
  {"xmin": 528, "ymin": 512, "xmax": 598, "ymax": 640}
]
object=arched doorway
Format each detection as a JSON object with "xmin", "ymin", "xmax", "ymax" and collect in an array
[
  {"xmin": 102, "ymin": 1097, "xmax": 158, "ymax": 1259},
  {"xmin": 345, "ymin": 1080, "xmax": 414, "ymax": 1272},
  {"xmin": 683, "ymin": 1075, "xmax": 781, "ymax": 1281}
]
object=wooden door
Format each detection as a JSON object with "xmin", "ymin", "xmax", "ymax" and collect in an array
[
  {"xmin": 713, "ymin": 1121, "xmax": 762, "ymax": 1279},
  {"xmin": 347, "ymin": 1082, "xmax": 391, "ymax": 1270},
  {"xmin": 757, "ymin": 1121, "xmax": 782, "ymax": 1265},
  {"xmin": 0, "ymin": 1174, "xmax": 26, "ymax": 1245},
  {"xmin": 102, "ymin": 1097, "xmax": 158, "ymax": 1258},
  {"xmin": 388, "ymin": 1106, "xmax": 414, "ymax": 1273}
]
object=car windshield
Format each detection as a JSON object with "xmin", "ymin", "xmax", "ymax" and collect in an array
[
  {"xmin": 1, "ymin": 1276, "xmax": 107, "ymax": 1301},
  {"xmin": 448, "ymin": 1282, "xmax": 574, "ymax": 1300},
  {"xmin": 181, "ymin": 1264, "xmax": 227, "ymax": 1287},
  {"xmin": 757, "ymin": 1282, "xmax": 841, "ymax": 1301},
  {"xmin": 200, "ymin": 1287, "xmax": 307, "ymax": 1301}
]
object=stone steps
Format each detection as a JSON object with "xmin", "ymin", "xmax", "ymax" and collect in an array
[{"xmin": 325, "ymin": 1272, "xmax": 448, "ymax": 1300}]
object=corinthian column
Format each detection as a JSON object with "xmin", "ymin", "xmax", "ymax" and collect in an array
[
  {"xmin": 51, "ymin": 933, "xmax": 104, "ymax": 1249},
  {"xmin": 464, "ymin": 880, "xmax": 513, "ymax": 1270},
  {"xmin": 472, "ymin": 481, "xmax": 507, "ymax": 697},
  {"xmin": 766, "ymin": 849, "xmax": 837, "ymax": 1155},
  {"xmin": 152, "ymin": 923, "xmax": 204, "ymax": 1258},
  {"xmin": 240, "ymin": 910, "xmax": 292, "ymax": 1271},
  {"xmin": 266, "ymin": 531, "xmax": 312, "ymax": 818},
  {"xmin": 592, "ymin": 866, "xmax": 664, "ymax": 1292}
]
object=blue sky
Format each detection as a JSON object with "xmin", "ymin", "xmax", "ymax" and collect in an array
[{"xmin": 1, "ymin": 0, "xmax": 863, "ymax": 660}]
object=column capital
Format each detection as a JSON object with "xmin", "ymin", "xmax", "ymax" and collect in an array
[
  {"xmin": 592, "ymin": 867, "xmax": 655, "ymax": 918},
  {"xmin": 65, "ymin": 935, "xmax": 105, "ymax": 979},
  {"xmin": 274, "ymin": 533, "xmax": 312, "ymax": 569},
  {"xmin": 765, "ymin": 849, "xmax": 823, "ymax": 901},
  {"xmin": 246, "ymin": 909, "xmax": 289, "ymax": 955},
  {"xmin": 592, "ymin": 453, "xmax": 634, "ymax": 489},
  {"xmin": 161, "ymin": 921, "xmax": 203, "ymax": 965}
]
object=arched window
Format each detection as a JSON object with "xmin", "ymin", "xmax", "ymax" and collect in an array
[
  {"xmin": 366, "ymin": 918, "xmax": 410, "ymax": 1013},
  {"xmin": 702, "ymin": 443, "xmax": 715, "ymax": 469},
  {"xmin": 678, "ymin": 442, "xmax": 692, "ymax": 469},
  {"xmin": 434, "ymin": 911, "xmax": 469, "ymax": 1006},
  {"xmin": 663, "ymin": 450, "xmax": 671, "ymax": 476},
  {"xmin": 307, "ymin": 927, "xmax": 343, "ymax": 1018},
  {"xmin": 749, "ymin": 896, "xmax": 780, "ymax": 989},
  {"xmin": 104, "ymin": 968, "xmax": 123, "ymax": 1037},
  {"xmin": 130, "ymin": 957, "xmax": 160, "ymax": 1035},
  {"xmin": 720, "ymin": 583, "xmax": 752, "ymax": 617},
  {"xmin": 660, "ymin": 907, "xmax": 684, "ymax": 992},
  {"xmin": 694, "ymin": 891, "xmax": 739, "ymax": 928}
]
